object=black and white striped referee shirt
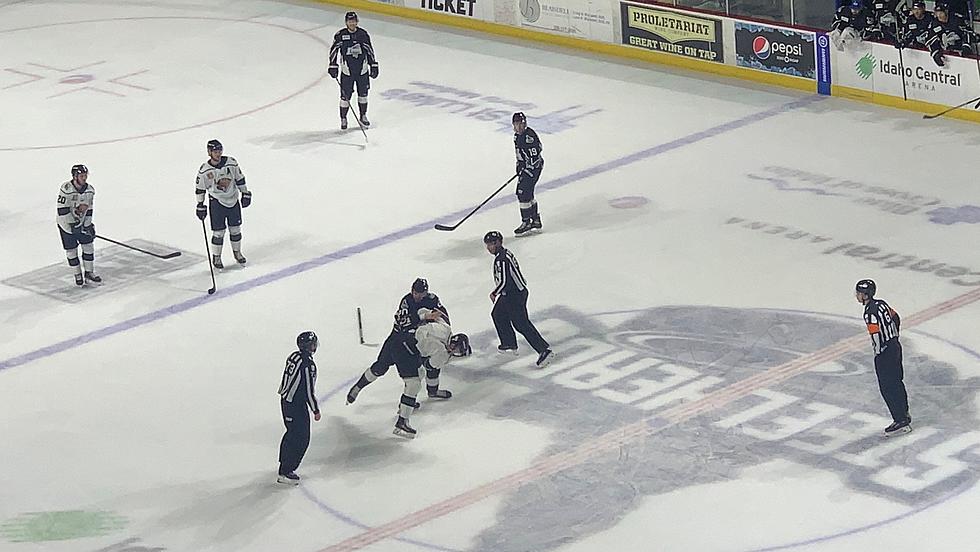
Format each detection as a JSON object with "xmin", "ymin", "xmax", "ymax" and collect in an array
[
  {"xmin": 492, "ymin": 247, "xmax": 528, "ymax": 296},
  {"xmin": 278, "ymin": 351, "xmax": 319, "ymax": 414},
  {"xmin": 863, "ymin": 298, "xmax": 901, "ymax": 356}
]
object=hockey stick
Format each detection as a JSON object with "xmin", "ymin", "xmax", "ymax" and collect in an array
[
  {"xmin": 200, "ymin": 219, "xmax": 216, "ymax": 295},
  {"xmin": 94, "ymin": 235, "xmax": 181, "ymax": 259},
  {"xmin": 336, "ymin": 77, "xmax": 369, "ymax": 143},
  {"xmin": 922, "ymin": 94, "xmax": 980, "ymax": 118},
  {"xmin": 434, "ymin": 174, "xmax": 519, "ymax": 232}
]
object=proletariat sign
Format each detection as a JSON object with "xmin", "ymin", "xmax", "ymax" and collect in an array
[
  {"xmin": 620, "ymin": 1, "xmax": 724, "ymax": 63},
  {"xmin": 832, "ymin": 40, "xmax": 980, "ymax": 105}
]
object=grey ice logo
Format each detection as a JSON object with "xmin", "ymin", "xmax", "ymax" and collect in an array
[
  {"xmin": 495, "ymin": 105, "xmax": 602, "ymax": 135},
  {"xmin": 457, "ymin": 306, "xmax": 980, "ymax": 552},
  {"xmin": 927, "ymin": 205, "xmax": 980, "ymax": 225}
]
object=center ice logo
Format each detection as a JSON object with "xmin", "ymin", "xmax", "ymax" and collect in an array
[
  {"xmin": 752, "ymin": 36, "xmax": 772, "ymax": 60},
  {"xmin": 459, "ymin": 305, "xmax": 980, "ymax": 552}
]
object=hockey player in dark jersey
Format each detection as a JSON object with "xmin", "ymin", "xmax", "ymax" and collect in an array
[
  {"xmin": 830, "ymin": 0, "xmax": 875, "ymax": 50},
  {"xmin": 512, "ymin": 112, "xmax": 545, "ymax": 236},
  {"xmin": 345, "ymin": 278, "xmax": 449, "ymax": 438},
  {"xmin": 898, "ymin": 0, "xmax": 935, "ymax": 48},
  {"xmin": 926, "ymin": 3, "xmax": 975, "ymax": 65},
  {"xmin": 328, "ymin": 11, "xmax": 379, "ymax": 129}
]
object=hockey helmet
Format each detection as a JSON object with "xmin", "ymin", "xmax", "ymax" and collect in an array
[
  {"xmin": 849, "ymin": 0, "xmax": 862, "ymax": 8},
  {"xmin": 297, "ymin": 331, "xmax": 319, "ymax": 353},
  {"xmin": 207, "ymin": 139, "xmax": 223, "ymax": 152},
  {"xmin": 484, "ymin": 230, "xmax": 503, "ymax": 244},
  {"xmin": 449, "ymin": 333, "xmax": 472, "ymax": 357},
  {"xmin": 934, "ymin": 2, "xmax": 948, "ymax": 12},
  {"xmin": 911, "ymin": 0, "xmax": 925, "ymax": 8},
  {"xmin": 855, "ymin": 279, "xmax": 876, "ymax": 298},
  {"xmin": 512, "ymin": 112, "xmax": 527, "ymax": 125},
  {"xmin": 412, "ymin": 278, "xmax": 428, "ymax": 293},
  {"xmin": 71, "ymin": 164, "xmax": 88, "ymax": 177},
  {"xmin": 345, "ymin": 11, "xmax": 359, "ymax": 21}
]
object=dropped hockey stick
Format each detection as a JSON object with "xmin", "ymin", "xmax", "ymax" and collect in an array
[
  {"xmin": 434, "ymin": 174, "xmax": 518, "ymax": 232},
  {"xmin": 336, "ymin": 77, "xmax": 369, "ymax": 143},
  {"xmin": 922, "ymin": 94, "xmax": 980, "ymax": 119},
  {"xmin": 200, "ymin": 219, "xmax": 216, "ymax": 295},
  {"xmin": 95, "ymin": 235, "xmax": 181, "ymax": 259}
]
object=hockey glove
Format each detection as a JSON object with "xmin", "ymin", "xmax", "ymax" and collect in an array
[
  {"xmin": 196, "ymin": 203, "xmax": 207, "ymax": 221},
  {"xmin": 82, "ymin": 223, "xmax": 96, "ymax": 238},
  {"xmin": 328, "ymin": 65, "xmax": 339, "ymax": 79},
  {"xmin": 516, "ymin": 162, "xmax": 524, "ymax": 176},
  {"xmin": 71, "ymin": 223, "xmax": 83, "ymax": 237},
  {"xmin": 932, "ymin": 50, "xmax": 945, "ymax": 66},
  {"xmin": 369, "ymin": 63, "xmax": 379, "ymax": 79},
  {"xmin": 241, "ymin": 190, "xmax": 252, "ymax": 208}
]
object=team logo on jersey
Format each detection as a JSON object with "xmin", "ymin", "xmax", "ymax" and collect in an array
[
  {"xmin": 752, "ymin": 36, "xmax": 771, "ymax": 60},
  {"xmin": 456, "ymin": 305, "xmax": 980, "ymax": 552}
]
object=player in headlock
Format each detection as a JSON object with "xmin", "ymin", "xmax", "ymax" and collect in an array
[
  {"xmin": 346, "ymin": 278, "xmax": 458, "ymax": 438},
  {"xmin": 328, "ymin": 11, "xmax": 379, "ymax": 130},
  {"xmin": 56, "ymin": 164, "xmax": 100, "ymax": 286},
  {"xmin": 415, "ymin": 307, "xmax": 471, "ymax": 400},
  {"xmin": 195, "ymin": 140, "xmax": 251, "ymax": 269},
  {"xmin": 512, "ymin": 112, "xmax": 544, "ymax": 236}
]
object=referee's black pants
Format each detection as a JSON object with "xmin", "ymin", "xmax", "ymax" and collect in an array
[
  {"xmin": 874, "ymin": 340, "xmax": 909, "ymax": 423},
  {"xmin": 492, "ymin": 290, "xmax": 549, "ymax": 354},
  {"xmin": 278, "ymin": 399, "xmax": 311, "ymax": 475}
]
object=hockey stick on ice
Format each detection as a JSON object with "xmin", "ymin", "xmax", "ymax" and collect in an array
[
  {"xmin": 95, "ymin": 235, "xmax": 181, "ymax": 259},
  {"xmin": 922, "ymin": 94, "xmax": 980, "ymax": 119},
  {"xmin": 434, "ymin": 174, "xmax": 518, "ymax": 232},
  {"xmin": 200, "ymin": 219, "xmax": 217, "ymax": 295},
  {"xmin": 336, "ymin": 77, "xmax": 369, "ymax": 143}
]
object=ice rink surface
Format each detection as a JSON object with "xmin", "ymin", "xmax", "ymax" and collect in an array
[{"xmin": 2, "ymin": 1, "xmax": 980, "ymax": 551}]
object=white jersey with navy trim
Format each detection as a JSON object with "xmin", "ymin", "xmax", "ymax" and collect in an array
[
  {"xmin": 195, "ymin": 156, "xmax": 247, "ymax": 208},
  {"xmin": 415, "ymin": 314, "xmax": 453, "ymax": 370},
  {"xmin": 56, "ymin": 180, "xmax": 95, "ymax": 233}
]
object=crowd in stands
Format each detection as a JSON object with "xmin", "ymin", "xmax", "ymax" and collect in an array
[{"xmin": 830, "ymin": 0, "xmax": 977, "ymax": 65}]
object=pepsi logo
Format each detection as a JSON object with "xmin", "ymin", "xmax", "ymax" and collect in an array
[{"xmin": 752, "ymin": 36, "xmax": 771, "ymax": 60}]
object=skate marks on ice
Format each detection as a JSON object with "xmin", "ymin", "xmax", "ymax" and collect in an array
[
  {"xmin": 251, "ymin": 130, "xmax": 367, "ymax": 152},
  {"xmin": 2, "ymin": 240, "xmax": 202, "ymax": 303},
  {"xmin": 452, "ymin": 306, "xmax": 980, "ymax": 552}
]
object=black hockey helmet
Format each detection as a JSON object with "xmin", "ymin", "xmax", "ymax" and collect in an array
[
  {"xmin": 512, "ymin": 112, "xmax": 527, "ymax": 124},
  {"xmin": 412, "ymin": 278, "xmax": 428, "ymax": 293},
  {"xmin": 345, "ymin": 11, "xmax": 359, "ymax": 21},
  {"xmin": 449, "ymin": 333, "xmax": 472, "ymax": 357},
  {"xmin": 855, "ymin": 279, "xmax": 876, "ymax": 298},
  {"xmin": 207, "ymin": 139, "xmax": 223, "ymax": 152},
  {"xmin": 484, "ymin": 230, "xmax": 503, "ymax": 244},
  {"xmin": 934, "ymin": 2, "xmax": 948, "ymax": 12},
  {"xmin": 71, "ymin": 164, "xmax": 88, "ymax": 177},
  {"xmin": 911, "ymin": 0, "xmax": 925, "ymax": 8},
  {"xmin": 297, "ymin": 331, "xmax": 319, "ymax": 353}
]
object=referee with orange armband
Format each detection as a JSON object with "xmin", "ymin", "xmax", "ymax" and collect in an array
[{"xmin": 855, "ymin": 279, "xmax": 911, "ymax": 437}]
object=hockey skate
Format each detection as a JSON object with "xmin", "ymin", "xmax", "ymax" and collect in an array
[
  {"xmin": 497, "ymin": 344, "xmax": 519, "ymax": 355},
  {"xmin": 346, "ymin": 385, "xmax": 361, "ymax": 405},
  {"xmin": 360, "ymin": 115, "xmax": 371, "ymax": 127},
  {"xmin": 883, "ymin": 417, "xmax": 912, "ymax": 437},
  {"xmin": 514, "ymin": 220, "xmax": 535, "ymax": 236},
  {"xmin": 393, "ymin": 416, "xmax": 417, "ymax": 439},
  {"xmin": 234, "ymin": 251, "xmax": 247, "ymax": 265},
  {"xmin": 530, "ymin": 217, "xmax": 542, "ymax": 231},
  {"xmin": 536, "ymin": 349, "xmax": 554, "ymax": 368},
  {"xmin": 84, "ymin": 271, "xmax": 102, "ymax": 284},
  {"xmin": 277, "ymin": 472, "xmax": 300, "ymax": 486},
  {"xmin": 427, "ymin": 388, "xmax": 452, "ymax": 400},
  {"xmin": 340, "ymin": 117, "xmax": 348, "ymax": 130},
  {"xmin": 212, "ymin": 255, "xmax": 223, "ymax": 269},
  {"xmin": 74, "ymin": 272, "xmax": 84, "ymax": 286}
]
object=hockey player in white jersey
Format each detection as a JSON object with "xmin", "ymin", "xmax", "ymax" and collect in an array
[
  {"xmin": 56, "ymin": 164, "xmax": 100, "ymax": 286},
  {"xmin": 415, "ymin": 307, "xmax": 471, "ymax": 400},
  {"xmin": 195, "ymin": 139, "xmax": 251, "ymax": 269}
]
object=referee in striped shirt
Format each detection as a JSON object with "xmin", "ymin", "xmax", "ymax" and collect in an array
[
  {"xmin": 484, "ymin": 231, "xmax": 553, "ymax": 367},
  {"xmin": 856, "ymin": 279, "xmax": 911, "ymax": 436},
  {"xmin": 276, "ymin": 331, "xmax": 321, "ymax": 485}
]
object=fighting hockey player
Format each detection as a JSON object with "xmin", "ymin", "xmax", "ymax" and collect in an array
[
  {"xmin": 195, "ymin": 140, "xmax": 251, "ymax": 269},
  {"xmin": 345, "ymin": 279, "xmax": 448, "ymax": 438},
  {"xmin": 328, "ymin": 11, "xmax": 379, "ymax": 129},
  {"xmin": 512, "ymin": 112, "xmax": 545, "ymax": 235},
  {"xmin": 414, "ymin": 306, "xmax": 472, "ymax": 400},
  {"xmin": 56, "ymin": 164, "xmax": 100, "ymax": 286}
]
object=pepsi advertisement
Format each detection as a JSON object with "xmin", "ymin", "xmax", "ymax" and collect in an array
[{"xmin": 735, "ymin": 22, "xmax": 816, "ymax": 79}]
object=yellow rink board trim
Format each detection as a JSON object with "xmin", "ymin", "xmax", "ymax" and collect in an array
[{"xmin": 315, "ymin": 0, "xmax": 980, "ymax": 123}]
